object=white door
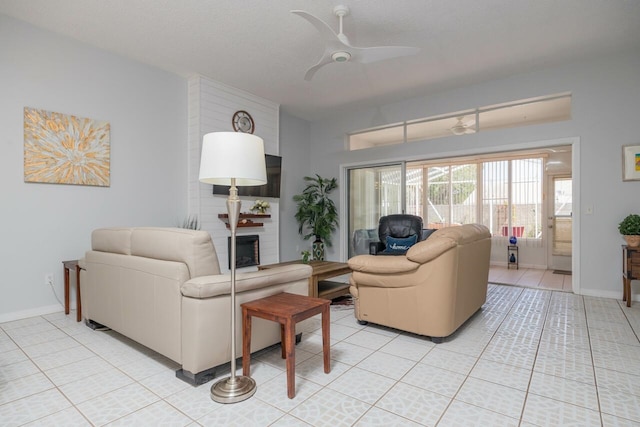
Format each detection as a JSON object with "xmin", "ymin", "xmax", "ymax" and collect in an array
[{"xmin": 547, "ymin": 176, "xmax": 572, "ymax": 271}]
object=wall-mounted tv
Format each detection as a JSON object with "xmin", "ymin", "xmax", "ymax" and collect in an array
[{"xmin": 212, "ymin": 154, "xmax": 282, "ymax": 198}]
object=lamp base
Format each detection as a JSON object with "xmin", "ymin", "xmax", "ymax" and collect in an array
[{"xmin": 210, "ymin": 375, "xmax": 257, "ymax": 404}]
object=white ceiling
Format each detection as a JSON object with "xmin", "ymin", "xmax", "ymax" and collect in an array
[{"xmin": 1, "ymin": 0, "xmax": 639, "ymax": 121}]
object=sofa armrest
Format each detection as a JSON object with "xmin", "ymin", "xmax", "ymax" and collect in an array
[
  {"xmin": 181, "ymin": 264, "xmax": 312, "ymax": 299},
  {"xmin": 348, "ymin": 254, "xmax": 419, "ymax": 274},
  {"xmin": 406, "ymin": 237, "xmax": 457, "ymax": 264}
]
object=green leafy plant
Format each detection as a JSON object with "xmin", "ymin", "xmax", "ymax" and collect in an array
[
  {"xmin": 293, "ymin": 174, "xmax": 339, "ymax": 247},
  {"xmin": 180, "ymin": 215, "xmax": 200, "ymax": 230},
  {"xmin": 619, "ymin": 214, "xmax": 640, "ymax": 235}
]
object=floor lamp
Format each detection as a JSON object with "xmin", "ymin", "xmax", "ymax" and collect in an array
[{"xmin": 198, "ymin": 131, "xmax": 267, "ymax": 403}]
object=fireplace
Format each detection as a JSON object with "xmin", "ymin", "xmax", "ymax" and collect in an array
[{"xmin": 228, "ymin": 235, "xmax": 260, "ymax": 269}]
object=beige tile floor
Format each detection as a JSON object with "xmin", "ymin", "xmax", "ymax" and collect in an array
[
  {"xmin": 490, "ymin": 266, "xmax": 573, "ymax": 292},
  {"xmin": 2, "ymin": 284, "xmax": 640, "ymax": 426}
]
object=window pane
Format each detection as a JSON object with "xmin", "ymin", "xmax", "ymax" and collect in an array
[
  {"xmin": 553, "ymin": 177, "xmax": 572, "ymax": 255},
  {"xmin": 482, "ymin": 161, "xmax": 509, "ymax": 236},
  {"xmin": 348, "ymin": 165, "xmax": 402, "ymax": 256},
  {"xmin": 451, "ymin": 164, "xmax": 477, "ymax": 225},
  {"xmin": 479, "ymin": 96, "xmax": 571, "ymax": 131},
  {"xmin": 406, "ymin": 166, "xmax": 423, "ymax": 217},
  {"xmin": 511, "ymin": 158, "xmax": 543, "ymax": 239},
  {"xmin": 426, "ymin": 166, "xmax": 450, "ymax": 229},
  {"xmin": 349, "ymin": 126, "xmax": 404, "ymax": 150}
]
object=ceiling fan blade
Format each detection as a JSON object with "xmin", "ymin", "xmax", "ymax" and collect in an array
[
  {"xmin": 353, "ymin": 45, "xmax": 420, "ymax": 64},
  {"xmin": 304, "ymin": 53, "xmax": 335, "ymax": 81},
  {"xmin": 291, "ymin": 10, "xmax": 342, "ymax": 45}
]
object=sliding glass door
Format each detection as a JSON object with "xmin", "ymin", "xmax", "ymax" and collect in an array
[{"xmin": 348, "ymin": 164, "xmax": 403, "ymax": 257}]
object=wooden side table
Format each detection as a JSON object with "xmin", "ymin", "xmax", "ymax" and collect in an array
[
  {"xmin": 62, "ymin": 260, "xmax": 82, "ymax": 322},
  {"xmin": 623, "ymin": 245, "xmax": 640, "ymax": 307},
  {"xmin": 241, "ymin": 292, "xmax": 330, "ymax": 399}
]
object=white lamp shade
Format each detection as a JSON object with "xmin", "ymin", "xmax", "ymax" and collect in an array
[{"xmin": 198, "ymin": 132, "xmax": 267, "ymax": 186}]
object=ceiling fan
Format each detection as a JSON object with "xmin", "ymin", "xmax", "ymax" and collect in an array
[
  {"xmin": 451, "ymin": 116, "xmax": 476, "ymax": 135},
  {"xmin": 291, "ymin": 5, "xmax": 420, "ymax": 81}
]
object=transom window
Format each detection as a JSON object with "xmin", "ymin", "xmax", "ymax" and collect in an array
[{"xmin": 348, "ymin": 93, "xmax": 571, "ymax": 151}]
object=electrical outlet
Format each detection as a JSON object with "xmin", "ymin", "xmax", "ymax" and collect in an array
[{"xmin": 45, "ymin": 273, "xmax": 54, "ymax": 286}]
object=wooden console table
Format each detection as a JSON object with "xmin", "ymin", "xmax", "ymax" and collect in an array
[
  {"xmin": 623, "ymin": 245, "xmax": 640, "ymax": 307},
  {"xmin": 258, "ymin": 260, "xmax": 351, "ymax": 299}
]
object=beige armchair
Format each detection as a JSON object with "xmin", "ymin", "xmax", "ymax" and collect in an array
[{"xmin": 348, "ymin": 224, "xmax": 491, "ymax": 343}]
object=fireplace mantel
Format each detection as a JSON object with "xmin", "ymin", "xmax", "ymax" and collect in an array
[{"xmin": 218, "ymin": 213, "xmax": 271, "ymax": 228}]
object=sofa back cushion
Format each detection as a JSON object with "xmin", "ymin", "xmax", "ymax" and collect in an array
[
  {"xmin": 131, "ymin": 228, "xmax": 220, "ymax": 278},
  {"xmin": 92, "ymin": 227, "xmax": 220, "ymax": 278},
  {"xmin": 92, "ymin": 227, "xmax": 133, "ymax": 255}
]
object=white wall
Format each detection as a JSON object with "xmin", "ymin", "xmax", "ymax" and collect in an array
[
  {"xmin": 0, "ymin": 15, "xmax": 188, "ymax": 321},
  {"xmin": 188, "ymin": 76, "xmax": 280, "ymax": 272},
  {"xmin": 304, "ymin": 47, "xmax": 640, "ymax": 300},
  {"xmin": 279, "ymin": 111, "xmax": 312, "ymax": 261}
]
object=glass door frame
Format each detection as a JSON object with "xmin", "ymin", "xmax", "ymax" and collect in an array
[{"xmin": 345, "ymin": 161, "xmax": 407, "ymax": 258}]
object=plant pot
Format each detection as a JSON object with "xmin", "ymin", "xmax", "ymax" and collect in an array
[
  {"xmin": 624, "ymin": 235, "xmax": 640, "ymax": 247},
  {"xmin": 312, "ymin": 237, "xmax": 325, "ymax": 261}
]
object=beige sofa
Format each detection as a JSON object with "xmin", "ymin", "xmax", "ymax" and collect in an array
[
  {"xmin": 347, "ymin": 224, "xmax": 491, "ymax": 342},
  {"xmin": 81, "ymin": 227, "xmax": 311, "ymax": 384}
]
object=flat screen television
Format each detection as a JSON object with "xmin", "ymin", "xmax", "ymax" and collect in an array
[{"xmin": 212, "ymin": 154, "xmax": 282, "ymax": 198}]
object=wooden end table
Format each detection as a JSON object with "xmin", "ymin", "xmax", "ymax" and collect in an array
[
  {"xmin": 241, "ymin": 292, "xmax": 330, "ymax": 399},
  {"xmin": 623, "ymin": 245, "xmax": 640, "ymax": 307},
  {"xmin": 63, "ymin": 260, "xmax": 83, "ymax": 322},
  {"xmin": 258, "ymin": 260, "xmax": 351, "ymax": 299}
]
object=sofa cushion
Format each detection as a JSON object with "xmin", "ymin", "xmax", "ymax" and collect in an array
[
  {"xmin": 382, "ymin": 234, "xmax": 418, "ymax": 254},
  {"xmin": 92, "ymin": 228, "xmax": 132, "ymax": 255},
  {"xmin": 131, "ymin": 227, "xmax": 220, "ymax": 278}
]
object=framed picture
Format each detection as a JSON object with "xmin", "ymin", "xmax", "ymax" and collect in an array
[
  {"xmin": 24, "ymin": 107, "xmax": 110, "ymax": 186},
  {"xmin": 623, "ymin": 145, "xmax": 640, "ymax": 182}
]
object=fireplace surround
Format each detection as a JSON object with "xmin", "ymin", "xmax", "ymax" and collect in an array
[{"xmin": 228, "ymin": 235, "xmax": 260, "ymax": 269}]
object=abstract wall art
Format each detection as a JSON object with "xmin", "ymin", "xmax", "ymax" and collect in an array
[{"xmin": 24, "ymin": 107, "xmax": 111, "ymax": 186}]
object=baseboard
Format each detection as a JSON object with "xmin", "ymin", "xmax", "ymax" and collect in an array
[{"xmin": 0, "ymin": 303, "xmax": 66, "ymax": 323}]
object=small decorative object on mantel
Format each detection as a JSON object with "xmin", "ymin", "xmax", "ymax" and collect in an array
[
  {"xmin": 301, "ymin": 250, "xmax": 311, "ymax": 264},
  {"xmin": 250, "ymin": 199, "xmax": 270, "ymax": 214},
  {"xmin": 619, "ymin": 214, "xmax": 640, "ymax": 247}
]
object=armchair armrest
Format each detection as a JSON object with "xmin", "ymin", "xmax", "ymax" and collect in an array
[
  {"xmin": 348, "ymin": 254, "xmax": 419, "ymax": 274},
  {"xmin": 181, "ymin": 264, "xmax": 312, "ymax": 299},
  {"xmin": 406, "ymin": 238, "xmax": 456, "ymax": 264}
]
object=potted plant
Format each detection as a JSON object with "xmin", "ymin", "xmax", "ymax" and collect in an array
[
  {"xmin": 619, "ymin": 214, "xmax": 640, "ymax": 247},
  {"xmin": 293, "ymin": 174, "xmax": 339, "ymax": 260}
]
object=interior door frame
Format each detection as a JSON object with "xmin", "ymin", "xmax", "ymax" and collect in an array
[{"xmin": 339, "ymin": 136, "xmax": 580, "ymax": 295}]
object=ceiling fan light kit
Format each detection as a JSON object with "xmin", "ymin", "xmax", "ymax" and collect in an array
[
  {"xmin": 291, "ymin": 5, "xmax": 420, "ymax": 80},
  {"xmin": 451, "ymin": 116, "xmax": 476, "ymax": 135},
  {"xmin": 331, "ymin": 51, "xmax": 351, "ymax": 62}
]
